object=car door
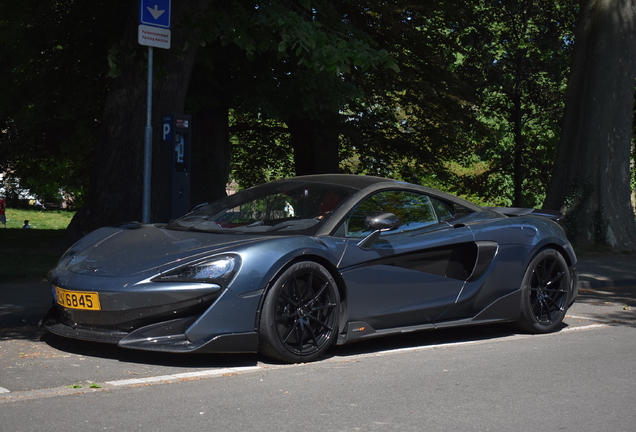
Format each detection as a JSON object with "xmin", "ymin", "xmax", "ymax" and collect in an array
[{"xmin": 337, "ymin": 189, "xmax": 477, "ymax": 330}]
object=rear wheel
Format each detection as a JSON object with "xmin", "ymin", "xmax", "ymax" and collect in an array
[
  {"xmin": 515, "ymin": 248, "xmax": 572, "ymax": 333},
  {"xmin": 259, "ymin": 261, "xmax": 340, "ymax": 363}
]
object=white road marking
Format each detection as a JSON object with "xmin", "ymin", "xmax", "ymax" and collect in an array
[
  {"xmin": 562, "ymin": 323, "xmax": 609, "ymax": 331},
  {"xmin": 566, "ymin": 315, "xmax": 610, "ymax": 323},
  {"xmin": 104, "ymin": 366, "xmax": 262, "ymax": 386},
  {"xmin": 352, "ymin": 322, "xmax": 609, "ymax": 359},
  {"xmin": 365, "ymin": 339, "xmax": 493, "ymax": 357}
]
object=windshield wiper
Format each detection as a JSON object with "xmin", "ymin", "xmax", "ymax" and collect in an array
[{"xmin": 266, "ymin": 223, "xmax": 294, "ymax": 232}]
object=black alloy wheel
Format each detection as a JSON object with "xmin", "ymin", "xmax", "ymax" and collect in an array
[
  {"xmin": 515, "ymin": 248, "xmax": 572, "ymax": 333},
  {"xmin": 259, "ymin": 261, "xmax": 340, "ymax": 363}
]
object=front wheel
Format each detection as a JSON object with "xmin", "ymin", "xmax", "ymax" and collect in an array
[
  {"xmin": 259, "ymin": 261, "xmax": 340, "ymax": 363},
  {"xmin": 515, "ymin": 248, "xmax": 572, "ymax": 333}
]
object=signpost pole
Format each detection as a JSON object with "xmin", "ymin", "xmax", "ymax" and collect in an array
[
  {"xmin": 142, "ymin": 46, "xmax": 153, "ymax": 223},
  {"xmin": 139, "ymin": 0, "xmax": 171, "ymax": 223}
]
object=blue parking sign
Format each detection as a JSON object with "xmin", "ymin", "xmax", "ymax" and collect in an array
[
  {"xmin": 162, "ymin": 116, "xmax": 173, "ymax": 141},
  {"xmin": 140, "ymin": 0, "xmax": 171, "ymax": 29}
]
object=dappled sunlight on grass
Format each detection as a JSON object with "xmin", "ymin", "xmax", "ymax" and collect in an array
[{"xmin": 2, "ymin": 208, "xmax": 74, "ymax": 230}]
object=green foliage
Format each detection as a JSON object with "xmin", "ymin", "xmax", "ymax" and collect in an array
[
  {"xmin": 632, "ymin": 149, "xmax": 636, "ymax": 189},
  {"xmin": 336, "ymin": 2, "xmax": 480, "ymax": 184},
  {"xmin": 1, "ymin": 0, "xmax": 582, "ymax": 214},
  {"xmin": 185, "ymin": 1, "xmax": 405, "ymax": 190},
  {"xmin": 228, "ymin": 112, "xmax": 295, "ymax": 189},
  {"xmin": 445, "ymin": 0, "xmax": 577, "ymax": 207},
  {"xmin": 0, "ymin": 1, "xmax": 129, "ymax": 205},
  {"xmin": 214, "ymin": 0, "xmax": 578, "ymax": 209},
  {"xmin": 188, "ymin": 1, "xmax": 397, "ymax": 77}
]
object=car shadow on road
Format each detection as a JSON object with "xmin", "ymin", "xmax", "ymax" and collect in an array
[
  {"xmin": 24, "ymin": 322, "xmax": 521, "ymax": 368},
  {"xmin": 1, "ymin": 318, "xmax": 583, "ymax": 368},
  {"xmin": 326, "ymin": 323, "xmax": 525, "ymax": 361},
  {"xmin": 37, "ymin": 331, "xmax": 261, "ymax": 368},
  {"xmin": 0, "ymin": 325, "xmax": 47, "ymax": 342},
  {"xmin": 34, "ymin": 322, "xmax": 580, "ymax": 368}
]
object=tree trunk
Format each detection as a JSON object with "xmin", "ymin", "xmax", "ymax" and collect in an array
[
  {"xmin": 288, "ymin": 115, "xmax": 340, "ymax": 176},
  {"xmin": 66, "ymin": 1, "xmax": 204, "ymax": 241},
  {"xmin": 191, "ymin": 103, "xmax": 230, "ymax": 205},
  {"xmin": 512, "ymin": 87, "xmax": 523, "ymax": 207},
  {"xmin": 544, "ymin": 0, "xmax": 636, "ymax": 251}
]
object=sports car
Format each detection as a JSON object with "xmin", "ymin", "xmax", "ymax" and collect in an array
[{"xmin": 42, "ymin": 174, "xmax": 578, "ymax": 363}]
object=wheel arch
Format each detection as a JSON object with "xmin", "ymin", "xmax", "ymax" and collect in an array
[
  {"xmin": 254, "ymin": 253, "xmax": 349, "ymax": 334},
  {"xmin": 532, "ymin": 240, "xmax": 576, "ymax": 267},
  {"xmin": 530, "ymin": 241, "xmax": 579, "ymax": 307}
]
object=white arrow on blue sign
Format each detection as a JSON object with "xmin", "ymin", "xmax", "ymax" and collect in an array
[{"xmin": 140, "ymin": 0, "xmax": 171, "ymax": 29}]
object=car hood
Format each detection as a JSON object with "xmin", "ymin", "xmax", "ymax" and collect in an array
[{"xmin": 64, "ymin": 224, "xmax": 279, "ymax": 277}]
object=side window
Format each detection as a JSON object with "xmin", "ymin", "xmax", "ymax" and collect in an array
[
  {"xmin": 344, "ymin": 190, "xmax": 440, "ymax": 237},
  {"xmin": 431, "ymin": 197, "xmax": 453, "ymax": 221}
]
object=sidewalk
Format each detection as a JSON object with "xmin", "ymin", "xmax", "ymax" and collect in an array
[
  {"xmin": 1, "ymin": 256, "xmax": 635, "ymax": 328},
  {"xmin": 577, "ymin": 256, "xmax": 636, "ymax": 289},
  {"xmin": 0, "ymin": 282, "xmax": 52, "ymax": 327}
]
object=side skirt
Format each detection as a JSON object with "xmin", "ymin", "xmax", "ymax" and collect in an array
[{"xmin": 337, "ymin": 289, "xmax": 522, "ymax": 345}]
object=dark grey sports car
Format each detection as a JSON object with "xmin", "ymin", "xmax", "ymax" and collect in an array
[{"xmin": 43, "ymin": 174, "xmax": 578, "ymax": 363}]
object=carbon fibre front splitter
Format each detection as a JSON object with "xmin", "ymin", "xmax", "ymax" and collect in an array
[{"xmin": 43, "ymin": 314, "xmax": 259, "ymax": 354}]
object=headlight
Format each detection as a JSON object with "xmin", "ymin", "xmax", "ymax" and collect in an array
[{"xmin": 153, "ymin": 254, "xmax": 241, "ymax": 285}]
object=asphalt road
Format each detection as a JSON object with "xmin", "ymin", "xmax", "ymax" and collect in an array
[{"xmin": 1, "ymin": 284, "xmax": 635, "ymax": 432}]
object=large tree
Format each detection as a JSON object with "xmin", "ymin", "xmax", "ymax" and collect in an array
[
  {"xmin": 337, "ymin": 1, "xmax": 479, "ymax": 183},
  {"xmin": 544, "ymin": 0, "xmax": 636, "ymax": 251},
  {"xmin": 0, "ymin": 0, "xmax": 127, "ymax": 205},
  {"xmin": 445, "ymin": 0, "xmax": 576, "ymax": 207},
  {"xmin": 66, "ymin": 0, "xmax": 207, "ymax": 239},
  {"xmin": 66, "ymin": 0, "xmax": 397, "ymax": 239}
]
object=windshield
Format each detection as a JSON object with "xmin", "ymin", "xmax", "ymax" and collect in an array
[{"xmin": 170, "ymin": 180, "xmax": 357, "ymax": 235}]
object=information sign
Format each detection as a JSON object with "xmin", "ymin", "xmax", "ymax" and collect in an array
[
  {"xmin": 140, "ymin": 0, "xmax": 171, "ymax": 28},
  {"xmin": 138, "ymin": 25, "xmax": 171, "ymax": 49}
]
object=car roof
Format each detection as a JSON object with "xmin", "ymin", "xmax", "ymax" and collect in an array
[
  {"xmin": 280, "ymin": 174, "xmax": 407, "ymax": 190},
  {"xmin": 276, "ymin": 174, "xmax": 482, "ymax": 211}
]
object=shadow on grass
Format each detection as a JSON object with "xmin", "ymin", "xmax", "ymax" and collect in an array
[{"xmin": 0, "ymin": 229, "xmax": 67, "ymax": 283}]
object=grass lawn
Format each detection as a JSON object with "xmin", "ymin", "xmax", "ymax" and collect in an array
[
  {"xmin": 1, "ymin": 209, "xmax": 75, "ymax": 283},
  {"xmin": 3, "ymin": 208, "xmax": 75, "ymax": 230}
]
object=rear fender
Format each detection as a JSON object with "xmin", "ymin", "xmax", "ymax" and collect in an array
[{"xmin": 486, "ymin": 207, "xmax": 563, "ymax": 222}]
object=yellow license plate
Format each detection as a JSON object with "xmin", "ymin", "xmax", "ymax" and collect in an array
[{"xmin": 55, "ymin": 287, "xmax": 101, "ymax": 310}]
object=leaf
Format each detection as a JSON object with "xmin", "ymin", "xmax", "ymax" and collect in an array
[{"xmin": 388, "ymin": 61, "xmax": 401, "ymax": 73}]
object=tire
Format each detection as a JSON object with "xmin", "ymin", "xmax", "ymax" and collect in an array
[
  {"xmin": 259, "ymin": 261, "xmax": 340, "ymax": 363},
  {"xmin": 515, "ymin": 248, "xmax": 572, "ymax": 333}
]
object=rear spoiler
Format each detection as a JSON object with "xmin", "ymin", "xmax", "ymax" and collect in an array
[{"xmin": 485, "ymin": 207, "xmax": 564, "ymax": 222}]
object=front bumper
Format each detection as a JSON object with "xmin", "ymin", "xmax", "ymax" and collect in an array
[
  {"xmin": 43, "ymin": 313, "xmax": 258, "ymax": 353},
  {"xmin": 42, "ymin": 282, "xmax": 262, "ymax": 354}
]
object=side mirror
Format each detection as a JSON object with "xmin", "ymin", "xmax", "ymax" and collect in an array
[
  {"xmin": 357, "ymin": 212, "xmax": 400, "ymax": 250},
  {"xmin": 365, "ymin": 211, "xmax": 400, "ymax": 231},
  {"xmin": 190, "ymin": 202, "xmax": 208, "ymax": 212}
]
